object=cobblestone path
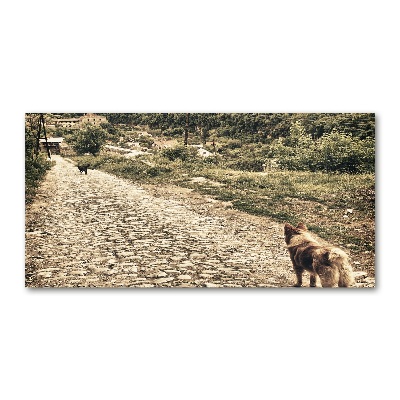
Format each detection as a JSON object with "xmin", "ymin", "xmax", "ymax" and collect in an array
[{"xmin": 25, "ymin": 156, "xmax": 292, "ymax": 288}]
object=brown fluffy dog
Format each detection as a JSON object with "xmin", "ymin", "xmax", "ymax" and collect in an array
[{"xmin": 284, "ymin": 223, "xmax": 355, "ymax": 287}]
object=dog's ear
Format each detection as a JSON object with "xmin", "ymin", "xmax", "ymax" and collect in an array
[
  {"xmin": 297, "ymin": 223, "xmax": 307, "ymax": 230},
  {"xmin": 284, "ymin": 223, "xmax": 294, "ymax": 234}
]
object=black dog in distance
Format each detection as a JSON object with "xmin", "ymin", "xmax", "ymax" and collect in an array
[{"xmin": 78, "ymin": 164, "xmax": 89, "ymax": 175}]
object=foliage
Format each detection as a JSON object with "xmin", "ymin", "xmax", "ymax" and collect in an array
[
  {"xmin": 100, "ymin": 122, "xmax": 120, "ymax": 138},
  {"xmin": 161, "ymin": 145, "xmax": 198, "ymax": 162},
  {"xmin": 53, "ymin": 113, "xmax": 375, "ymax": 173},
  {"xmin": 25, "ymin": 127, "xmax": 52, "ymax": 204},
  {"xmin": 268, "ymin": 122, "xmax": 375, "ymax": 173},
  {"xmin": 224, "ymin": 157, "xmax": 265, "ymax": 172},
  {"xmin": 219, "ymin": 138, "xmax": 243, "ymax": 151},
  {"xmin": 93, "ymin": 113, "xmax": 375, "ymax": 141},
  {"xmin": 69, "ymin": 124, "xmax": 107, "ymax": 156},
  {"xmin": 164, "ymin": 127, "xmax": 185, "ymax": 137},
  {"xmin": 137, "ymin": 135, "xmax": 154, "ymax": 149},
  {"xmin": 53, "ymin": 126, "xmax": 74, "ymax": 139}
]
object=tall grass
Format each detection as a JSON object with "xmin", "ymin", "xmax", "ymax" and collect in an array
[{"xmin": 25, "ymin": 154, "xmax": 53, "ymax": 204}]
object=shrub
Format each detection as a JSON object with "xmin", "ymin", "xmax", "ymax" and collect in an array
[
  {"xmin": 25, "ymin": 154, "xmax": 52, "ymax": 204},
  {"xmin": 225, "ymin": 157, "xmax": 265, "ymax": 172},
  {"xmin": 164, "ymin": 127, "xmax": 185, "ymax": 137},
  {"xmin": 25, "ymin": 127, "xmax": 53, "ymax": 203},
  {"xmin": 310, "ymin": 132, "xmax": 375, "ymax": 173},
  {"xmin": 222, "ymin": 139, "xmax": 242, "ymax": 150},
  {"xmin": 268, "ymin": 125, "xmax": 375, "ymax": 174},
  {"xmin": 161, "ymin": 145, "xmax": 198, "ymax": 162},
  {"xmin": 137, "ymin": 135, "xmax": 154, "ymax": 148}
]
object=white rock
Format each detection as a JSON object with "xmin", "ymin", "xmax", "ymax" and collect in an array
[
  {"xmin": 205, "ymin": 283, "xmax": 220, "ymax": 288},
  {"xmin": 154, "ymin": 277, "xmax": 174, "ymax": 284},
  {"xmin": 353, "ymin": 271, "xmax": 368, "ymax": 279},
  {"xmin": 177, "ymin": 275, "xmax": 192, "ymax": 280}
]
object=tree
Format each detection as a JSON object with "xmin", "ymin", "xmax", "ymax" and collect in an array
[
  {"xmin": 100, "ymin": 122, "xmax": 119, "ymax": 137},
  {"xmin": 70, "ymin": 124, "xmax": 107, "ymax": 156}
]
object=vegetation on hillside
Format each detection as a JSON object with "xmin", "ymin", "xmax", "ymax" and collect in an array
[
  {"xmin": 101, "ymin": 112, "xmax": 374, "ymax": 139},
  {"xmin": 25, "ymin": 123, "xmax": 53, "ymax": 204},
  {"xmin": 55, "ymin": 113, "xmax": 375, "ymax": 174},
  {"xmin": 116, "ymin": 113, "xmax": 374, "ymax": 172},
  {"xmin": 68, "ymin": 124, "xmax": 107, "ymax": 156}
]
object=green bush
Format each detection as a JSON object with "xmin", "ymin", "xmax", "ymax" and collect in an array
[
  {"xmin": 25, "ymin": 127, "xmax": 53, "ymax": 204},
  {"xmin": 164, "ymin": 127, "xmax": 185, "ymax": 137},
  {"xmin": 268, "ymin": 125, "xmax": 375, "ymax": 173},
  {"xmin": 137, "ymin": 135, "xmax": 154, "ymax": 149},
  {"xmin": 25, "ymin": 154, "xmax": 52, "ymax": 204},
  {"xmin": 221, "ymin": 139, "xmax": 242, "ymax": 150},
  {"xmin": 225, "ymin": 157, "xmax": 265, "ymax": 172},
  {"xmin": 318, "ymin": 133, "xmax": 375, "ymax": 173},
  {"xmin": 161, "ymin": 145, "xmax": 198, "ymax": 162}
]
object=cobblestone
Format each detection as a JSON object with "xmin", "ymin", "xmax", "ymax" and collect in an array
[{"xmin": 25, "ymin": 156, "xmax": 299, "ymax": 288}]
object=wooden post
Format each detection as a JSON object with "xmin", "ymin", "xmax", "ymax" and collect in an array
[{"xmin": 36, "ymin": 113, "xmax": 51, "ymax": 159}]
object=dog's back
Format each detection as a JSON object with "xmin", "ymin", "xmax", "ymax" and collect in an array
[{"xmin": 325, "ymin": 247, "xmax": 354, "ymax": 287}]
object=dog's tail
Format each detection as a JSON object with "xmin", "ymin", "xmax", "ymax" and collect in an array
[{"xmin": 328, "ymin": 248, "xmax": 355, "ymax": 287}]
